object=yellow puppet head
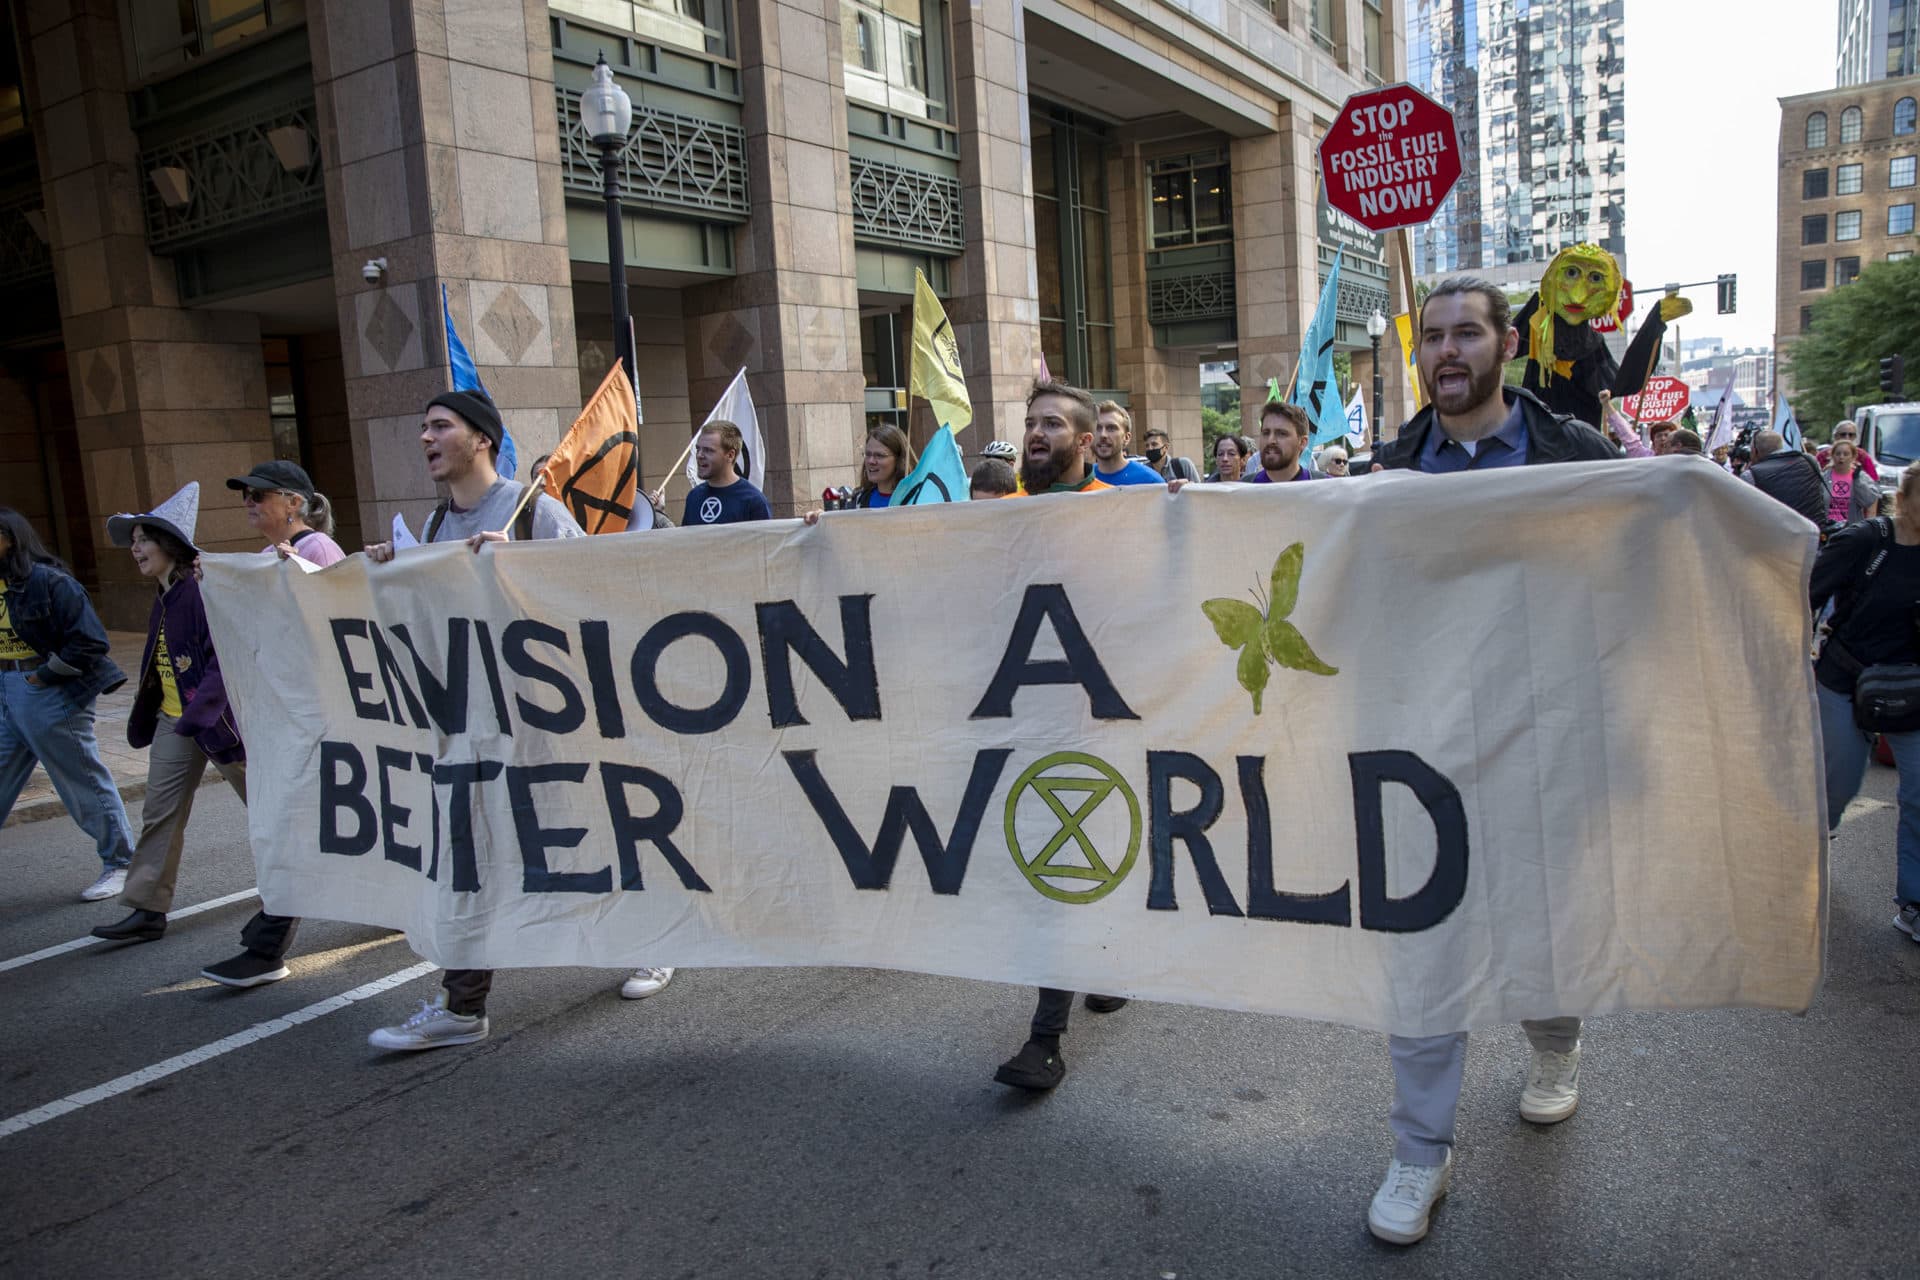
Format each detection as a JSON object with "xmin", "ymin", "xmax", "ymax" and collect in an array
[{"xmin": 1529, "ymin": 244, "xmax": 1623, "ymax": 385}]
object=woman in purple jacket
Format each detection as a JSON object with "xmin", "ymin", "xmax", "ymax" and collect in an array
[{"xmin": 91, "ymin": 484, "xmax": 248, "ymax": 944}]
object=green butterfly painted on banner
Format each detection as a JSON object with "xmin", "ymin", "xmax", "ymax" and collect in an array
[{"xmin": 1201, "ymin": 543, "xmax": 1338, "ymax": 714}]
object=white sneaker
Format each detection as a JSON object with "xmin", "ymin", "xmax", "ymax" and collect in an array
[
  {"xmin": 80, "ymin": 867, "xmax": 127, "ymax": 902},
  {"xmin": 1519, "ymin": 1041, "xmax": 1582, "ymax": 1124},
  {"xmin": 1896, "ymin": 903, "xmax": 1920, "ymax": 941},
  {"xmin": 1368, "ymin": 1152, "xmax": 1451, "ymax": 1245},
  {"xmin": 367, "ymin": 998, "xmax": 489, "ymax": 1051},
  {"xmin": 620, "ymin": 967, "xmax": 675, "ymax": 999}
]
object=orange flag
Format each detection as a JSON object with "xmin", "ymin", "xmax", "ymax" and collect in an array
[{"xmin": 542, "ymin": 363, "xmax": 642, "ymax": 534}]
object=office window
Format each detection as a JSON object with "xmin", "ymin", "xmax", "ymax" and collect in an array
[
  {"xmin": 1892, "ymin": 250, "xmax": 1915, "ymax": 262},
  {"xmin": 1893, "ymin": 203, "xmax": 1917, "ymax": 235},
  {"xmin": 1803, "ymin": 168, "xmax": 1828, "ymax": 198},
  {"xmin": 1801, "ymin": 305, "xmax": 1814, "ymax": 331},
  {"xmin": 1362, "ymin": 0, "xmax": 1384, "ymax": 81},
  {"xmin": 1893, "ymin": 155, "xmax": 1917, "ymax": 188},
  {"xmin": 1803, "ymin": 213, "xmax": 1828, "ymax": 244},
  {"xmin": 1147, "ymin": 151, "xmax": 1232, "ymax": 248},
  {"xmin": 1836, "ymin": 255, "xmax": 1861, "ymax": 286},
  {"xmin": 1310, "ymin": 0, "xmax": 1335, "ymax": 49},
  {"xmin": 1807, "ymin": 111, "xmax": 1828, "ymax": 147},
  {"xmin": 1802, "ymin": 260, "xmax": 1826, "ymax": 289},
  {"xmin": 1841, "ymin": 106, "xmax": 1864, "ymax": 143},
  {"xmin": 1837, "ymin": 209, "xmax": 1862, "ymax": 240},
  {"xmin": 1897, "ymin": 97, "xmax": 1917, "ymax": 137},
  {"xmin": 839, "ymin": 0, "xmax": 948, "ymax": 124},
  {"xmin": 1837, "ymin": 163, "xmax": 1862, "ymax": 195},
  {"xmin": 125, "ymin": 0, "xmax": 307, "ymax": 80}
]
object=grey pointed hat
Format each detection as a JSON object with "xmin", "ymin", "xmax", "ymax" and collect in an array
[{"xmin": 106, "ymin": 481, "xmax": 201, "ymax": 552}]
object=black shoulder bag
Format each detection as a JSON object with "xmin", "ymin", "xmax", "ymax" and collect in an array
[{"xmin": 1829, "ymin": 518, "xmax": 1920, "ymax": 733}]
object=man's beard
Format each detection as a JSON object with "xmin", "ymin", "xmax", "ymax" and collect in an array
[
  {"xmin": 1424, "ymin": 356, "xmax": 1504, "ymax": 416},
  {"xmin": 1021, "ymin": 440, "xmax": 1075, "ymax": 492},
  {"xmin": 1261, "ymin": 442, "xmax": 1297, "ymax": 473}
]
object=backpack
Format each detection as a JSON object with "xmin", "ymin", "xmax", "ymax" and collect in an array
[
  {"xmin": 1827, "ymin": 518, "xmax": 1920, "ymax": 732},
  {"xmin": 424, "ymin": 484, "xmax": 536, "ymax": 544}
]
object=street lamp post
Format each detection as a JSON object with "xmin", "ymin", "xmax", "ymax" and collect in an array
[
  {"xmin": 1366, "ymin": 308, "xmax": 1388, "ymax": 453},
  {"xmin": 582, "ymin": 55, "xmax": 636, "ymax": 392}
]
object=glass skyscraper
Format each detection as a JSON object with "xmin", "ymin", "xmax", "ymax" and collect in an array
[{"xmin": 1405, "ymin": 0, "xmax": 1626, "ymax": 275}]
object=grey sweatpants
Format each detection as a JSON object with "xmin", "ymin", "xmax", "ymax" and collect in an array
[{"xmin": 1388, "ymin": 1017, "xmax": 1582, "ymax": 1165}]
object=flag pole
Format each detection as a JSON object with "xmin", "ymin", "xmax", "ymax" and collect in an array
[{"xmin": 495, "ymin": 463, "xmax": 549, "ymax": 535}]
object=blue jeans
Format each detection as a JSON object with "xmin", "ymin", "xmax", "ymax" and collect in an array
[
  {"xmin": 1818, "ymin": 681, "xmax": 1920, "ymax": 905},
  {"xmin": 0, "ymin": 670, "xmax": 134, "ymax": 869}
]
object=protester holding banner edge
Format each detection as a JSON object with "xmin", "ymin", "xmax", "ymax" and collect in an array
[
  {"xmin": 91, "ymin": 485, "xmax": 250, "ymax": 946},
  {"xmin": 1811, "ymin": 467, "xmax": 1920, "ymax": 947},
  {"xmin": 1363, "ymin": 275, "xmax": 1617, "ymax": 1246}
]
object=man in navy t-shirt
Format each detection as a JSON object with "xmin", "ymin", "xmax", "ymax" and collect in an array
[
  {"xmin": 1245, "ymin": 401, "xmax": 1319, "ymax": 483},
  {"xmin": 683, "ymin": 420, "xmax": 772, "ymax": 525},
  {"xmin": 1090, "ymin": 401, "xmax": 1169, "ymax": 486}
]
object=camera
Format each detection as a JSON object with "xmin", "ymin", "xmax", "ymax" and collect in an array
[{"xmin": 361, "ymin": 257, "xmax": 387, "ymax": 284}]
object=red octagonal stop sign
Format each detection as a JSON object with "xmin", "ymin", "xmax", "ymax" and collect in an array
[{"xmin": 1319, "ymin": 84, "xmax": 1461, "ymax": 233}]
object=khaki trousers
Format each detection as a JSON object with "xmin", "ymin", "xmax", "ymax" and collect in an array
[{"xmin": 121, "ymin": 714, "xmax": 246, "ymax": 915}]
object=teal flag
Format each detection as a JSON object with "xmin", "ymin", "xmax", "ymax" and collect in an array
[
  {"xmin": 890, "ymin": 428, "xmax": 971, "ymax": 506},
  {"xmin": 1292, "ymin": 250, "xmax": 1348, "ymax": 446}
]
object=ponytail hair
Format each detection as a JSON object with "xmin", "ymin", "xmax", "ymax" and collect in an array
[{"xmin": 303, "ymin": 490, "xmax": 336, "ymax": 537}]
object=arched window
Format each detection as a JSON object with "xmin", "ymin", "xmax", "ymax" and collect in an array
[
  {"xmin": 1807, "ymin": 111, "xmax": 1828, "ymax": 148},
  {"xmin": 1897, "ymin": 97, "xmax": 1918, "ymax": 137},
  {"xmin": 1841, "ymin": 106, "xmax": 1863, "ymax": 143}
]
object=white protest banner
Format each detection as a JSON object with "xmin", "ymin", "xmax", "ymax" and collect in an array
[{"xmin": 202, "ymin": 463, "xmax": 1825, "ymax": 1038}]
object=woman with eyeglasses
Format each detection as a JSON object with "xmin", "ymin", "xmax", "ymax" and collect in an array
[
  {"xmin": 228, "ymin": 460, "xmax": 345, "ymax": 567},
  {"xmin": 92, "ymin": 484, "xmax": 249, "ymax": 946}
]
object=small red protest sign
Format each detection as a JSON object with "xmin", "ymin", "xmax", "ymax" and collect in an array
[
  {"xmin": 1591, "ymin": 279, "xmax": 1634, "ymax": 334},
  {"xmin": 1319, "ymin": 85, "xmax": 1462, "ymax": 233},
  {"xmin": 1622, "ymin": 375, "xmax": 1690, "ymax": 423}
]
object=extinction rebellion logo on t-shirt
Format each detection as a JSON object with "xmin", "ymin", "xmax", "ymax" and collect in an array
[{"xmin": 700, "ymin": 497, "xmax": 723, "ymax": 523}]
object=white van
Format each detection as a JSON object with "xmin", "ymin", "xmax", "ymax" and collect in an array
[{"xmin": 1856, "ymin": 401, "xmax": 1920, "ymax": 493}]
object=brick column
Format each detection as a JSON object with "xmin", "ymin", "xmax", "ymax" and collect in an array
[
  {"xmin": 1231, "ymin": 108, "xmax": 1319, "ymax": 436},
  {"xmin": 680, "ymin": 0, "xmax": 867, "ymax": 516},
  {"xmin": 307, "ymin": 0, "xmax": 582, "ymax": 543},
  {"xmin": 1108, "ymin": 144, "xmax": 1204, "ymax": 468},
  {"xmin": 21, "ymin": 0, "xmax": 278, "ymax": 627},
  {"xmin": 946, "ymin": 0, "xmax": 1041, "ymax": 452}
]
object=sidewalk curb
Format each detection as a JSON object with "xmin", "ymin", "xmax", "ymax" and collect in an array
[{"xmin": 4, "ymin": 766, "xmax": 218, "ymax": 830}]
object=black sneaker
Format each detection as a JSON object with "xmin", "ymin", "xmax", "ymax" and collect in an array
[
  {"xmin": 91, "ymin": 909, "xmax": 165, "ymax": 943},
  {"xmin": 1083, "ymin": 994, "xmax": 1128, "ymax": 1013},
  {"xmin": 201, "ymin": 951, "xmax": 291, "ymax": 988},
  {"xmin": 994, "ymin": 1038, "xmax": 1065, "ymax": 1090}
]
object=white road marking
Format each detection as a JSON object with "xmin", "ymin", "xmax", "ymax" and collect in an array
[
  {"xmin": 1841, "ymin": 797, "xmax": 1893, "ymax": 822},
  {"xmin": 0, "ymin": 960, "xmax": 438, "ymax": 1141},
  {"xmin": 0, "ymin": 888, "xmax": 262, "ymax": 975}
]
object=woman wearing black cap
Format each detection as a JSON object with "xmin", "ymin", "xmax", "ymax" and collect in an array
[
  {"xmin": 228, "ymin": 459, "xmax": 345, "ymax": 568},
  {"xmin": 91, "ymin": 484, "xmax": 249, "ymax": 945}
]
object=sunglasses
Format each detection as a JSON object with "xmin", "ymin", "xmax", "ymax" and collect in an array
[{"xmin": 242, "ymin": 487, "xmax": 283, "ymax": 504}]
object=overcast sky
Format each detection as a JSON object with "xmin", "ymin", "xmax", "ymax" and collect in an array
[{"xmin": 1622, "ymin": 0, "xmax": 1833, "ymax": 350}]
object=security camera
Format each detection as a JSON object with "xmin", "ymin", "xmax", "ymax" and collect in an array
[{"xmin": 361, "ymin": 257, "xmax": 387, "ymax": 284}]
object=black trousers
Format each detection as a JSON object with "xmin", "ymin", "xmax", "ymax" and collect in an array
[
  {"xmin": 443, "ymin": 968, "xmax": 493, "ymax": 1016},
  {"xmin": 1031, "ymin": 987, "xmax": 1075, "ymax": 1039},
  {"xmin": 240, "ymin": 910, "xmax": 300, "ymax": 960}
]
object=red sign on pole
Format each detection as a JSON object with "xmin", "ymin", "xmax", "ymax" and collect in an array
[
  {"xmin": 1590, "ymin": 279, "xmax": 1634, "ymax": 334},
  {"xmin": 1622, "ymin": 375, "xmax": 1690, "ymax": 423},
  {"xmin": 1319, "ymin": 85, "xmax": 1462, "ymax": 233}
]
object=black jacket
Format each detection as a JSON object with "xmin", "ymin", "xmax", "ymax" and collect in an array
[
  {"xmin": 1375, "ymin": 386, "xmax": 1620, "ymax": 472},
  {"xmin": 1745, "ymin": 449, "xmax": 1830, "ymax": 528},
  {"xmin": 2, "ymin": 563, "xmax": 126, "ymax": 699}
]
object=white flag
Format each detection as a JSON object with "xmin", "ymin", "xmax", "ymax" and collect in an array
[
  {"xmin": 1705, "ymin": 384, "xmax": 1736, "ymax": 454},
  {"xmin": 1344, "ymin": 386, "xmax": 1369, "ymax": 450},
  {"xmin": 391, "ymin": 512, "xmax": 418, "ymax": 549},
  {"xmin": 686, "ymin": 368, "xmax": 765, "ymax": 490}
]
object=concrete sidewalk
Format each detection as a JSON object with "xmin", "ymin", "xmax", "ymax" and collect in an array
[{"xmin": 3, "ymin": 630, "xmax": 179, "ymax": 829}]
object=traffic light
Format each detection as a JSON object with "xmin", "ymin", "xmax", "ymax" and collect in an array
[
  {"xmin": 1716, "ymin": 273, "xmax": 1737, "ymax": 315},
  {"xmin": 1882, "ymin": 355, "xmax": 1906, "ymax": 399}
]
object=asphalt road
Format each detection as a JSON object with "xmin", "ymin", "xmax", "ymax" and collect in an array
[{"xmin": 2, "ymin": 774, "xmax": 1916, "ymax": 1279}]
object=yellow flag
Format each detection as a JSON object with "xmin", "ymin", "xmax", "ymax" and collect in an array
[
  {"xmin": 542, "ymin": 363, "xmax": 641, "ymax": 534},
  {"xmin": 1395, "ymin": 312, "xmax": 1426, "ymax": 409},
  {"xmin": 910, "ymin": 269, "xmax": 972, "ymax": 433}
]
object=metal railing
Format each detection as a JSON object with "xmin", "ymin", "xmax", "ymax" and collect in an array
[{"xmin": 555, "ymin": 86, "xmax": 749, "ymax": 222}]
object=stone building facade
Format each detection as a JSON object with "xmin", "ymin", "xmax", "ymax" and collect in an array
[{"xmin": 3, "ymin": 0, "xmax": 1413, "ymax": 625}]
